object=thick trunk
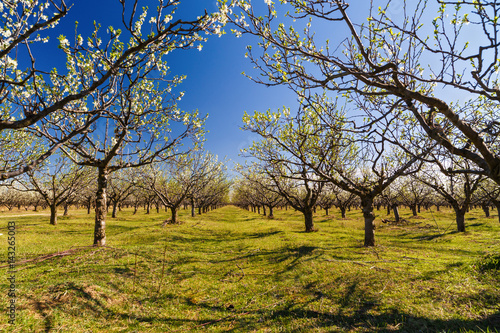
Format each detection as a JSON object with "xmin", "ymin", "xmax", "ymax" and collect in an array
[
  {"xmin": 112, "ymin": 201, "xmax": 118, "ymax": 218},
  {"xmin": 257, "ymin": 206, "xmax": 260, "ymax": 214},
  {"xmin": 482, "ymin": 203, "xmax": 490, "ymax": 218},
  {"xmin": 268, "ymin": 206, "xmax": 274, "ymax": 218},
  {"xmin": 133, "ymin": 204, "xmax": 138, "ymax": 215},
  {"xmin": 146, "ymin": 202, "xmax": 150, "ymax": 214},
  {"xmin": 94, "ymin": 168, "xmax": 108, "ymax": 247},
  {"xmin": 191, "ymin": 198, "xmax": 195, "ymax": 217},
  {"xmin": 417, "ymin": 204, "xmax": 421, "ymax": 213},
  {"xmin": 453, "ymin": 206, "xmax": 466, "ymax": 232},
  {"xmin": 50, "ymin": 204, "xmax": 57, "ymax": 225},
  {"xmin": 493, "ymin": 200, "xmax": 500, "ymax": 223},
  {"xmin": 262, "ymin": 205, "xmax": 267, "ymax": 216},
  {"xmin": 361, "ymin": 197, "xmax": 376, "ymax": 247},
  {"xmin": 304, "ymin": 208, "xmax": 314, "ymax": 232},
  {"xmin": 386, "ymin": 205, "xmax": 391, "ymax": 215},
  {"xmin": 410, "ymin": 204, "xmax": 418, "ymax": 217},
  {"xmin": 325, "ymin": 207, "xmax": 329, "ymax": 216},
  {"xmin": 170, "ymin": 206, "xmax": 178, "ymax": 224},
  {"xmin": 392, "ymin": 204, "xmax": 400, "ymax": 223},
  {"xmin": 63, "ymin": 203, "xmax": 69, "ymax": 216},
  {"xmin": 340, "ymin": 206, "xmax": 346, "ymax": 219}
]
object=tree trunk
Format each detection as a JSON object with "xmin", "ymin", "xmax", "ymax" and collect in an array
[
  {"xmin": 112, "ymin": 201, "xmax": 118, "ymax": 218},
  {"xmin": 63, "ymin": 202, "xmax": 69, "ymax": 216},
  {"xmin": 453, "ymin": 206, "xmax": 466, "ymax": 232},
  {"xmin": 94, "ymin": 167, "xmax": 108, "ymax": 246},
  {"xmin": 392, "ymin": 204, "xmax": 400, "ymax": 223},
  {"xmin": 303, "ymin": 208, "xmax": 314, "ymax": 232},
  {"xmin": 482, "ymin": 203, "xmax": 490, "ymax": 218},
  {"xmin": 268, "ymin": 206, "xmax": 274, "ymax": 218},
  {"xmin": 386, "ymin": 205, "xmax": 391, "ymax": 215},
  {"xmin": 410, "ymin": 204, "xmax": 418, "ymax": 217},
  {"xmin": 170, "ymin": 206, "xmax": 178, "ymax": 224},
  {"xmin": 325, "ymin": 207, "xmax": 329, "ymax": 216},
  {"xmin": 493, "ymin": 200, "xmax": 500, "ymax": 223},
  {"xmin": 191, "ymin": 198, "xmax": 195, "ymax": 217},
  {"xmin": 49, "ymin": 204, "xmax": 57, "ymax": 225},
  {"xmin": 361, "ymin": 197, "xmax": 376, "ymax": 247},
  {"xmin": 87, "ymin": 197, "xmax": 92, "ymax": 214},
  {"xmin": 262, "ymin": 205, "xmax": 267, "ymax": 217},
  {"xmin": 257, "ymin": 206, "xmax": 260, "ymax": 214},
  {"xmin": 340, "ymin": 206, "xmax": 347, "ymax": 219}
]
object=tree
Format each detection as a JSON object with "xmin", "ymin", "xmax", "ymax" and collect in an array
[
  {"xmin": 13, "ymin": 155, "xmax": 92, "ymax": 225},
  {"xmin": 241, "ymin": 99, "xmax": 427, "ymax": 246},
  {"xmin": 394, "ymin": 177, "xmax": 432, "ymax": 217},
  {"xmin": 142, "ymin": 152, "xmax": 227, "ymax": 224},
  {"xmin": 416, "ymin": 158, "xmax": 483, "ymax": 232},
  {"xmin": 237, "ymin": 170, "xmax": 283, "ymax": 218},
  {"xmin": 107, "ymin": 169, "xmax": 135, "ymax": 219},
  {"xmin": 239, "ymin": 131, "xmax": 325, "ymax": 232},
  {"xmin": 0, "ymin": 1, "xmax": 223, "ymax": 181},
  {"xmin": 225, "ymin": 0, "xmax": 500, "ymax": 186},
  {"xmin": 184, "ymin": 152, "xmax": 228, "ymax": 217}
]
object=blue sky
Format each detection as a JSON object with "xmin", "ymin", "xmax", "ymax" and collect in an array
[
  {"xmin": 33, "ymin": 0, "xmax": 297, "ymax": 170},
  {"xmin": 33, "ymin": 0, "xmax": 473, "ymax": 171}
]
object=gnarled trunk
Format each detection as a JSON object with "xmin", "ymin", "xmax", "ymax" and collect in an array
[
  {"xmin": 340, "ymin": 206, "xmax": 347, "ymax": 219},
  {"xmin": 170, "ymin": 206, "xmax": 178, "ymax": 224},
  {"xmin": 303, "ymin": 208, "xmax": 314, "ymax": 232},
  {"xmin": 49, "ymin": 204, "xmax": 57, "ymax": 225},
  {"xmin": 392, "ymin": 204, "xmax": 400, "ymax": 223},
  {"xmin": 112, "ymin": 201, "xmax": 118, "ymax": 218},
  {"xmin": 410, "ymin": 204, "xmax": 418, "ymax": 217},
  {"xmin": 452, "ymin": 205, "xmax": 466, "ymax": 232},
  {"xmin": 361, "ymin": 197, "xmax": 375, "ymax": 247},
  {"xmin": 268, "ymin": 206, "xmax": 274, "ymax": 218},
  {"xmin": 482, "ymin": 203, "xmax": 490, "ymax": 218},
  {"xmin": 191, "ymin": 198, "xmax": 195, "ymax": 217},
  {"xmin": 94, "ymin": 167, "xmax": 108, "ymax": 246}
]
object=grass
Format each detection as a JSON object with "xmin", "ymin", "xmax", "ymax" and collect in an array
[{"xmin": 0, "ymin": 205, "xmax": 499, "ymax": 332}]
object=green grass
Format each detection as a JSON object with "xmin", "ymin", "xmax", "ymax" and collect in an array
[{"xmin": 0, "ymin": 205, "xmax": 499, "ymax": 332}]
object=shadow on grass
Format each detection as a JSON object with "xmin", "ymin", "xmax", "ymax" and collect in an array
[{"xmin": 25, "ymin": 278, "xmax": 500, "ymax": 332}]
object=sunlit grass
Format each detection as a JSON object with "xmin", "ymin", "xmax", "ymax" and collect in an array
[{"xmin": 0, "ymin": 205, "xmax": 499, "ymax": 332}]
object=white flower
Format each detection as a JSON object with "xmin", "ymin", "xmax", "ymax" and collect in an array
[
  {"xmin": 264, "ymin": 0, "xmax": 272, "ymax": 6},
  {"xmin": 60, "ymin": 38, "xmax": 69, "ymax": 48},
  {"xmin": 197, "ymin": 44, "xmax": 203, "ymax": 51}
]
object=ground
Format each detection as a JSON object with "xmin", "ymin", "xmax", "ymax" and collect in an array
[{"xmin": 0, "ymin": 205, "xmax": 499, "ymax": 332}]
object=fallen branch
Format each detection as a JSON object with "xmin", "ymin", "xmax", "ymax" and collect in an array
[{"xmin": 0, "ymin": 246, "xmax": 95, "ymax": 268}]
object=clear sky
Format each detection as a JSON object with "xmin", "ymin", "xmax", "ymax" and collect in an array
[
  {"xmin": 34, "ymin": 0, "xmax": 297, "ymax": 171},
  {"xmin": 33, "ymin": 0, "xmax": 469, "ymax": 171}
]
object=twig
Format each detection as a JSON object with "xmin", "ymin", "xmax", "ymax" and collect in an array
[
  {"xmin": 133, "ymin": 252, "xmax": 138, "ymax": 293},
  {"xmin": 157, "ymin": 245, "xmax": 167, "ymax": 294},
  {"xmin": 0, "ymin": 246, "xmax": 94, "ymax": 268}
]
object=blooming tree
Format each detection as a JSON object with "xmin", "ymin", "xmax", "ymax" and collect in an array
[{"xmin": 0, "ymin": 0, "xmax": 223, "ymax": 183}]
